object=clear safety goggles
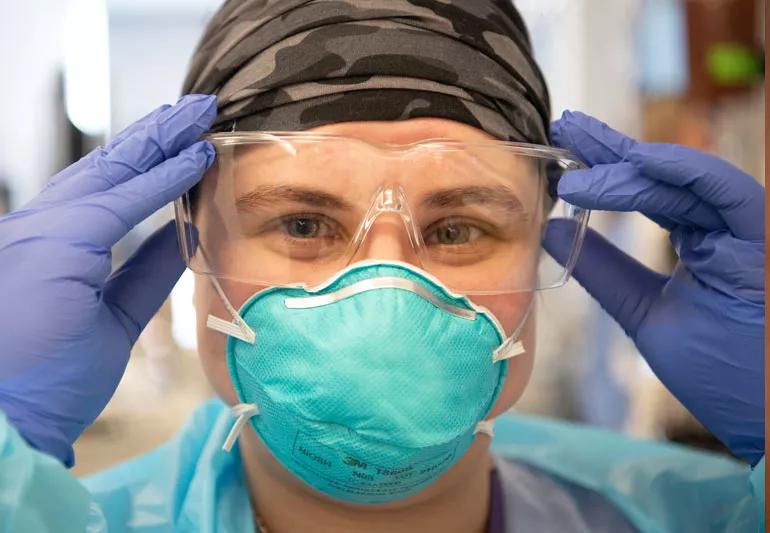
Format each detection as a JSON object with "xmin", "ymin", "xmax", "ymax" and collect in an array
[{"xmin": 174, "ymin": 133, "xmax": 590, "ymax": 295}]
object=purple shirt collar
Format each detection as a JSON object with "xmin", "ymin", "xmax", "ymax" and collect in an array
[{"xmin": 487, "ymin": 467, "xmax": 505, "ymax": 533}]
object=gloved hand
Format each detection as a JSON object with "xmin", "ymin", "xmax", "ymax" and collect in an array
[
  {"xmin": 544, "ymin": 111, "xmax": 765, "ymax": 466},
  {"xmin": 0, "ymin": 94, "xmax": 216, "ymax": 466}
]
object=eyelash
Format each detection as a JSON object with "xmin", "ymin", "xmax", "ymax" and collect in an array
[
  {"xmin": 425, "ymin": 216, "xmax": 490, "ymax": 233},
  {"xmin": 266, "ymin": 213, "xmax": 516, "ymax": 248},
  {"xmin": 277, "ymin": 213, "xmax": 344, "ymax": 240}
]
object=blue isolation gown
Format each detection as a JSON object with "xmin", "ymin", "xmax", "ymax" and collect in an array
[{"xmin": 0, "ymin": 399, "xmax": 763, "ymax": 532}]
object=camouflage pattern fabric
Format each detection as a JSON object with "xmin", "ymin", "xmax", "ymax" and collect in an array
[{"xmin": 182, "ymin": 0, "xmax": 550, "ymax": 144}]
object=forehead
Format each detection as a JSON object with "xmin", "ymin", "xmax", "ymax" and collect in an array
[
  {"xmin": 306, "ymin": 117, "xmax": 500, "ymax": 144},
  {"xmin": 220, "ymin": 118, "xmax": 543, "ymax": 212},
  {"xmin": 232, "ymin": 117, "xmax": 520, "ymax": 171}
]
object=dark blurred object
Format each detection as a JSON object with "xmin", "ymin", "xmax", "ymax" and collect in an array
[
  {"xmin": 0, "ymin": 179, "xmax": 10, "ymax": 215},
  {"xmin": 665, "ymin": 411, "xmax": 737, "ymax": 460},
  {"xmin": 55, "ymin": 71, "xmax": 104, "ymax": 171},
  {"xmin": 685, "ymin": 0, "xmax": 764, "ymax": 101}
]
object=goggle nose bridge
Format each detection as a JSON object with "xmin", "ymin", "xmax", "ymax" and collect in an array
[
  {"xmin": 375, "ymin": 187, "xmax": 402, "ymax": 213},
  {"xmin": 345, "ymin": 184, "xmax": 425, "ymax": 262}
]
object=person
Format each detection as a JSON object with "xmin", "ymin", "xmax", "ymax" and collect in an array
[{"xmin": 0, "ymin": 1, "xmax": 764, "ymax": 532}]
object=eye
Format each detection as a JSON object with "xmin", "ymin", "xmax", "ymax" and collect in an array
[
  {"xmin": 424, "ymin": 221, "xmax": 482, "ymax": 245},
  {"xmin": 280, "ymin": 215, "xmax": 339, "ymax": 239}
]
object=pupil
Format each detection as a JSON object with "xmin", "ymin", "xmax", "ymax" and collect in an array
[
  {"xmin": 290, "ymin": 218, "xmax": 319, "ymax": 238},
  {"xmin": 439, "ymin": 224, "xmax": 468, "ymax": 244}
]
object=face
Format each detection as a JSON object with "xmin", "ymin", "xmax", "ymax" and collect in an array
[{"xmin": 192, "ymin": 117, "xmax": 537, "ymax": 502}]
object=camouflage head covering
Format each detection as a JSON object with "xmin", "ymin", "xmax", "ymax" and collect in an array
[{"xmin": 182, "ymin": 0, "xmax": 550, "ymax": 144}]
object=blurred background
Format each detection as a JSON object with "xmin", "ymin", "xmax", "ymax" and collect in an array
[{"xmin": 0, "ymin": 0, "xmax": 764, "ymax": 476}]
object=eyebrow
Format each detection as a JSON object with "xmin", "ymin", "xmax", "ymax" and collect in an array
[
  {"xmin": 420, "ymin": 186, "xmax": 524, "ymax": 211},
  {"xmin": 236, "ymin": 185, "xmax": 354, "ymax": 211},
  {"xmin": 235, "ymin": 184, "xmax": 525, "ymax": 213}
]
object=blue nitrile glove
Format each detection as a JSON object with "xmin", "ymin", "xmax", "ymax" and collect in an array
[
  {"xmin": 0, "ymin": 94, "xmax": 216, "ymax": 466},
  {"xmin": 544, "ymin": 111, "xmax": 765, "ymax": 466}
]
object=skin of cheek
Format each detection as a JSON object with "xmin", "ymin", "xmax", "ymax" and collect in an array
[
  {"xmin": 194, "ymin": 274, "xmax": 267, "ymax": 406},
  {"xmin": 470, "ymin": 292, "xmax": 536, "ymax": 419}
]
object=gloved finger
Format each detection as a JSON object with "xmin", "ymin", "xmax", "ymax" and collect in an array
[
  {"xmin": 82, "ymin": 140, "xmax": 214, "ymax": 248},
  {"xmin": 558, "ymin": 162, "xmax": 726, "ymax": 231},
  {"xmin": 550, "ymin": 110, "xmax": 638, "ymax": 166},
  {"xmin": 543, "ymin": 218, "xmax": 668, "ymax": 338},
  {"xmin": 103, "ymin": 221, "xmax": 185, "ymax": 344},
  {"xmin": 33, "ymin": 105, "xmax": 175, "ymax": 207},
  {"xmin": 551, "ymin": 111, "xmax": 766, "ymax": 241},
  {"xmin": 99, "ymin": 93, "xmax": 216, "ymax": 183},
  {"xmin": 628, "ymin": 143, "xmax": 765, "ymax": 241},
  {"xmin": 671, "ymin": 227, "xmax": 765, "ymax": 304},
  {"xmin": 105, "ymin": 104, "xmax": 175, "ymax": 150},
  {"xmin": 35, "ymin": 94, "xmax": 216, "ymax": 206}
]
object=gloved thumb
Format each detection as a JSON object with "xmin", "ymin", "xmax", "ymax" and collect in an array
[
  {"xmin": 102, "ymin": 221, "xmax": 186, "ymax": 344},
  {"xmin": 542, "ymin": 219, "xmax": 668, "ymax": 338}
]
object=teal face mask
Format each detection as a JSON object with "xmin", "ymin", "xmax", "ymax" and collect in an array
[{"xmin": 208, "ymin": 261, "xmax": 526, "ymax": 504}]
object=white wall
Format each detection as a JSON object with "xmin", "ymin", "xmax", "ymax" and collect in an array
[
  {"xmin": 516, "ymin": 0, "xmax": 643, "ymax": 134},
  {"xmin": 0, "ymin": 0, "xmax": 223, "ymax": 207},
  {"xmin": 108, "ymin": 0, "xmax": 223, "ymax": 134},
  {"xmin": 0, "ymin": 1, "xmax": 69, "ymax": 206}
]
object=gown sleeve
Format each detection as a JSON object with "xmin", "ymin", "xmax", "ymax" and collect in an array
[
  {"xmin": 0, "ymin": 410, "xmax": 106, "ymax": 532},
  {"xmin": 750, "ymin": 457, "xmax": 765, "ymax": 531},
  {"xmin": 492, "ymin": 413, "xmax": 765, "ymax": 533}
]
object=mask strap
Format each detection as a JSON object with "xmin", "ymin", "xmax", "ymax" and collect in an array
[
  {"xmin": 482, "ymin": 302, "xmax": 536, "ymax": 438},
  {"xmin": 205, "ymin": 275, "xmax": 256, "ymax": 344},
  {"xmin": 222, "ymin": 403, "xmax": 260, "ymax": 452},
  {"xmin": 491, "ymin": 301, "xmax": 534, "ymax": 363},
  {"xmin": 492, "ymin": 339, "xmax": 526, "ymax": 362},
  {"xmin": 194, "ymin": 248, "xmax": 256, "ymax": 344},
  {"xmin": 475, "ymin": 419, "xmax": 495, "ymax": 438}
]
